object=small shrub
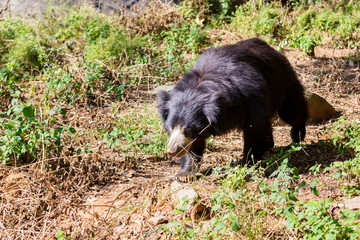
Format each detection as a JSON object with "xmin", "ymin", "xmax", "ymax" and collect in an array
[
  {"xmin": 324, "ymin": 118, "xmax": 360, "ymax": 195},
  {"xmin": 102, "ymin": 108, "xmax": 167, "ymax": 157},
  {"xmin": 85, "ymin": 19, "xmax": 111, "ymax": 43},
  {"xmin": 43, "ymin": 66, "xmax": 80, "ymax": 104},
  {"xmin": 155, "ymin": 22, "xmax": 209, "ymax": 80},
  {"xmin": 0, "ymin": 103, "xmax": 74, "ymax": 164},
  {"xmin": 260, "ymin": 155, "xmax": 360, "ymax": 240}
]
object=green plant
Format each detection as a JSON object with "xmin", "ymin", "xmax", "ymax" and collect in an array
[
  {"xmin": 85, "ymin": 30, "xmax": 146, "ymax": 66},
  {"xmin": 155, "ymin": 21, "xmax": 209, "ymax": 79},
  {"xmin": 284, "ymin": 198, "xmax": 360, "ymax": 239},
  {"xmin": 330, "ymin": 118, "xmax": 360, "ymax": 156},
  {"xmin": 85, "ymin": 19, "xmax": 111, "ymax": 43},
  {"xmin": 162, "ymin": 220, "xmax": 201, "ymax": 239},
  {"xmin": 219, "ymin": 164, "xmax": 262, "ymax": 190},
  {"xmin": 230, "ymin": 0, "xmax": 360, "ymax": 52},
  {"xmin": 324, "ymin": 118, "xmax": 360, "ymax": 195},
  {"xmin": 0, "ymin": 69, "xmax": 24, "ymax": 111},
  {"xmin": 0, "ymin": 103, "xmax": 74, "ymax": 164},
  {"xmin": 260, "ymin": 156, "xmax": 360, "ymax": 240},
  {"xmin": 43, "ymin": 66, "xmax": 80, "ymax": 104},
  {"xmin": 55, "ymin": 229, "xmax": 68, "ymax": 240},
  {"xmin": 254, "ymin": 8, "xmax": 284, "ymax": 39},
  {"xmin": 289, "ymin": 32, "xmax": 319, "ymax": 56},
  {"xmin": 102, "ymin": 108, "xmax": 167, "ymax": 157},
  {"xmin": 297, "ymin": 9, "xmax": 317, "ymax": 30},
  {"xmin": 82, "ymin": 62, "xmax": 127, "ymax": 98}
]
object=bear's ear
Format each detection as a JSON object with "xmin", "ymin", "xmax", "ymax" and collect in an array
[
  {"xmin": 157, "ymin": 90, "xmax": 171, "ymax": 122},
  {"xmin": 157, "ymin": 90, "xmax": 171, "ymax": 104},
  {"xmin": 204, "ymin": 93, "xmax": 224, "ymax": 125}
]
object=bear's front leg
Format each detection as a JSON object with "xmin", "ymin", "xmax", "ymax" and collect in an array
[{"xmin": 175, "ymin": 139, "xmax": 205, "ymax": 181}]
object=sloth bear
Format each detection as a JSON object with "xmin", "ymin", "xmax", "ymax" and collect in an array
[{"xmin": 157, "ymin": 38, "xmax": 308, "ymax": 178}]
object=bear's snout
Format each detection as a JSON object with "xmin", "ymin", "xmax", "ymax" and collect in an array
[{"xmin": 167, "ymin": 127, "xmax": 193, "ymax": 158}]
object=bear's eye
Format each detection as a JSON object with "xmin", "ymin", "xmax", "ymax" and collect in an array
[{"xmin": 183, "ymin": 129, "xmax": 195, "ymax": 138}]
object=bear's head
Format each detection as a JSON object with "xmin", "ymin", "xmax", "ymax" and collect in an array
[{"xmin": 157, "ymin": 88, "xmax": 221, "ymax": 158}]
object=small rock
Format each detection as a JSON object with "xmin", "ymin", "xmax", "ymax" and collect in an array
[
  {"xmin": 175, "ymin": 187, "xmax": 199, "ymax": 204},
  {"xmin": 170, "ymin": 180, "xmax": 183, "ymax": 191},
  {"xmin": 171, "ymin": 181, "xmax": 199, "ymax": 208},
  {"xmin": 344, "ymin": 196, "xmax": 360, "ymax": 210},
  {"xmin": 305, "ymin": 91, "xmax": 337, "ymax": 122},
  {"xmin": 148, "ymin": 215, "xmax": 168, "ymax": 225},
  {"xmin": 349, "ymin": 60, "xmax": 355, "ymax": 67}
]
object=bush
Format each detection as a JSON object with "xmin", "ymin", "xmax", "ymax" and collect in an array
[{"xmin": 0, "ymin": 103, "xmax": 74, "ymax": 164}]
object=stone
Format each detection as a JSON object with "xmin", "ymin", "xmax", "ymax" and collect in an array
[
  {"xmin": 171, "ymin": 181, "xmax": 199, "ymax": 206},
  {"xmin": 175, "ymin": 187, "xmax": 199, "ymax": 203},
  {"xmin": 305, "ymin": 91, "xmax": 337, "ymax": 122},
  {"xmin": 170, "ymin": 180, "xmax": 183, "ymax": 191},
  {"xmin": 147, "ymin": 215, "xmax": 168, "ymax": 225},
  {"xmin": 344, "ymin": 196, "xmax": 360, "ymax": 210}
]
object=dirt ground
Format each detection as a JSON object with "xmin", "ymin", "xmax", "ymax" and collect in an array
[{"xmin": 0, "ymin": 48, "xmax": 359, "ymax": 239}]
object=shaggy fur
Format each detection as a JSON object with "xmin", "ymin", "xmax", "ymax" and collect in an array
[{"xmin": 157, "ymin": 38, "xmax": 308, "ymax": 177}]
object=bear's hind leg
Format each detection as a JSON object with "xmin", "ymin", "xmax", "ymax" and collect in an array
[
  {"xmin": 278, "ymin": 86, "xmax": 308, "ymax": 143},
  {"xmin": 242, "ymin": 120, "xmax": 274, "ymax": 164}
]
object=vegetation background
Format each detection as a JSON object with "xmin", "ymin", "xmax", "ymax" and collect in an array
[{"xmin": 0, "ymin": 0, "xmax": 359, "ymax": 239}]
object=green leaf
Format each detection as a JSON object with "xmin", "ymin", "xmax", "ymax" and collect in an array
[
  {"xmin": 325, "ymin": 233, "xmax": 337, "ymax": 240},
  {"xmin": 59, "ymin": 108, "xmax": 67, "ymax": 115},
  {"xmin": 310, "ymin": 180, "xmax": 319, "ymax": 196},
  {"xmin": 214, "ymin": 221, "xmax": 225, "ymax": 231},
  {"xmin": 288, "ymin": 191, "xmax": 298, "ymax": 201},
  {"xmin": 68, "ymin": 127, "xmax": 76, "ymax": 134},
  {"xmin": 231, "ymin": 219, "xmax": 241, "ymax": 231},
  {"xmin": 23, "ymin": 106, "xmax": 35, "ymax": 119},
  {"xmin": 56, "ymin": 229, "xmax": 66, "ymax": 240},
  {"xmin": 212, "ymin": 204, "xmax": 221, "ymax": 211}
]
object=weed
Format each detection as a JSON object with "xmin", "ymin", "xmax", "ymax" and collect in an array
[
  {"xmin": 330, "ymin": 118, "xmax": 360, "ymax": 156},
  {"xmin": 85, "ymin": 19, "xmax": 111, "ymax": 43},
  {"xmin": 162, "ymin": 220, "xmax": 200, "ymax": 239},
  {"xmin": 102, "ymin": 107, "xmax": 167, "ymax": 157},
  {"xmin": 0, "ymin": 102, "xmax": 74, "ymax": 164},
  {"xmin": 230, "ymin": 0, "xmax": 360, "ymax": 53},
  {"xmin": 260, "ymin": 152, "xmax": 360, "ymax": 240},
  {"xmin": 164, "ymin": 138, "xmax": 359, "ymax": 239},
  {"xmin": 55, "ymin": 229, "xmax": 69, "ymax": 240},
  {"xmin": 43, "ymin": 66, "xmax": 80, "ymax": 104},
  {"xmin": 155, "ymin": 21, "xmax": 209, "ymax": 80},
  {"xmin": 324, "ymin": 118, "xmax": 360, "ymax": 195}
]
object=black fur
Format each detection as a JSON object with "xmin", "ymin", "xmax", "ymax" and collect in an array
[{"xmin": 157, "ymin": 38, "xmax": 308, "ymax": 176}]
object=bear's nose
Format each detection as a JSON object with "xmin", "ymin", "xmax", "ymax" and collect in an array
[
  {"xmin": 167, "ymin": 145, "xmax": 187, "ymax": 158},
  {"xmin": 167, "ymin": 127, "xmax": 193, "ymax": 158},
  {"xmin": 167, "ymin": 145, "xmax": 179, "ymax": 156},
  {"xmin": 167, "ymin": 146, "xmax": 181, "ymax": 156}
]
